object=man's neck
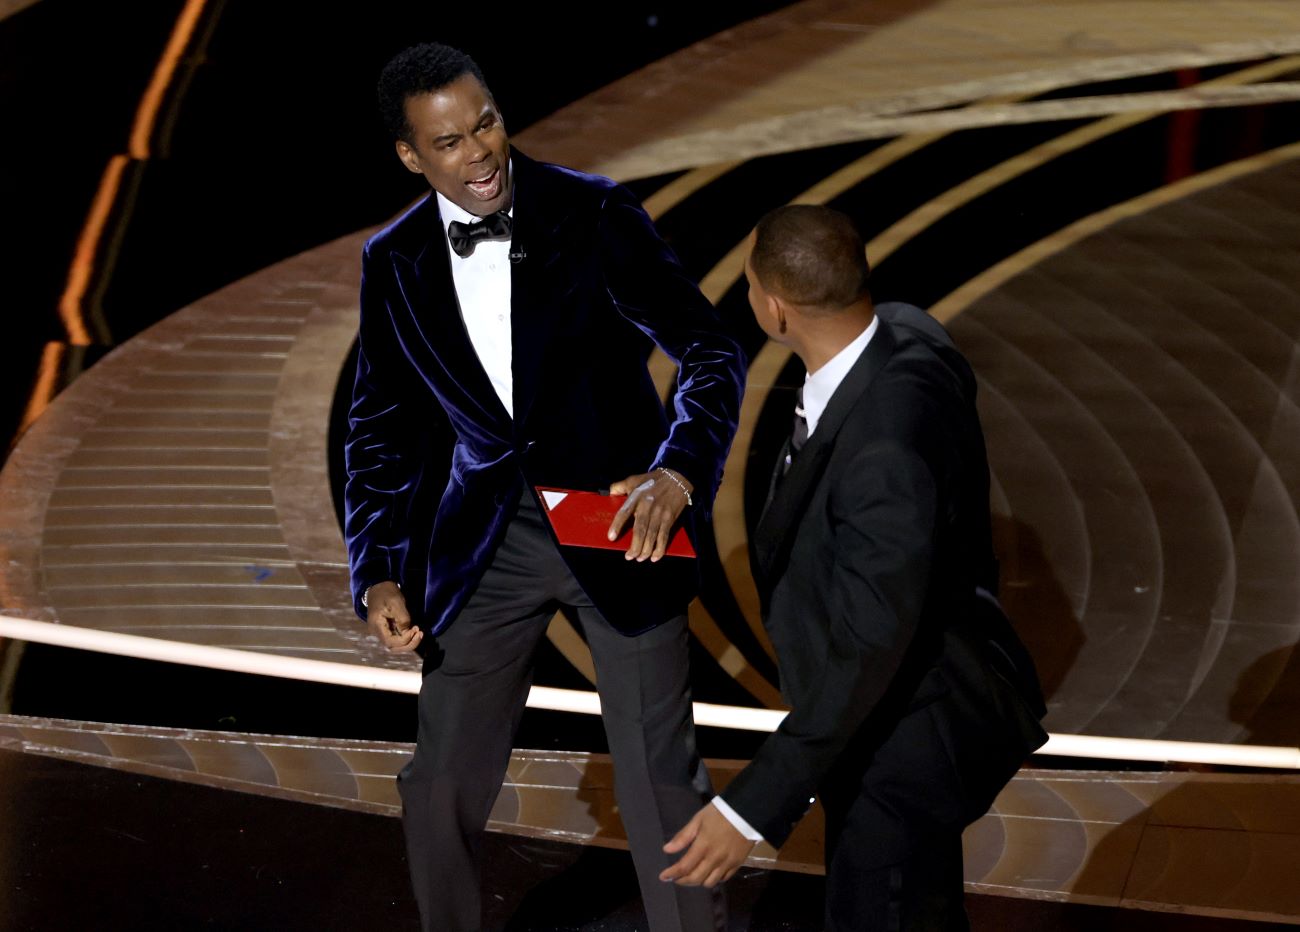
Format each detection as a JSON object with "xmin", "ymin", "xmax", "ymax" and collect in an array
[{"xmin": 796, "ymin": 305, "xmax": 875, "ymax": 375}]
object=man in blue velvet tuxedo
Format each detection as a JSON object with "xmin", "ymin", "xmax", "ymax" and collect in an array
[{"xmin": 343, "ymin": 43, "xmax": 744, "ymax": 931}]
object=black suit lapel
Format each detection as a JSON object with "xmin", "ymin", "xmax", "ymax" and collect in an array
[
  {"xmin": 389, "ymin": 196, "xmax": 512, "ymax": 429},
  {"xmin": 753, "ymin": 321, "xmax": 897, "ymax": 583}
]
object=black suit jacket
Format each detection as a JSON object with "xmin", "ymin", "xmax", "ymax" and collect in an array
[
  {"xmin": 722, "ymin": 306, "xmax": 1045, "ymax": 853},
  {"xmin": 343, "ymin": 150, "xmax": 746, "ymax": 635}
]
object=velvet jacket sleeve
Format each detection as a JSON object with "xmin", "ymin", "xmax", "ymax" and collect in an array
[
  {"xmin": 722, "ymin": 440, "xmax": 938, "ymax": 847},
  {"xmin": 342, "ymin": 242, "xmax": 437, "ymax": 619},
  {"xmin": 596, "ymin": 186, "xmax": 745, "ymax": 514}
]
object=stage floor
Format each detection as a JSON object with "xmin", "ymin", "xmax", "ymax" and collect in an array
[{"xmin": 5, "ymin": 1, "xmax": 1300, "ymax": 928}]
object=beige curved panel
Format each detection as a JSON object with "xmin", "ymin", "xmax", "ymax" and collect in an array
[{"xmin": 7, "ymin": 714, "xmax": 1300, "ymax": 921}]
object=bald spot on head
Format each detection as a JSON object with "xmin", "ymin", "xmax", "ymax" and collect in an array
[{"xmin": 750, "ymin": 205, "xmax": 870, "ymax": 313}]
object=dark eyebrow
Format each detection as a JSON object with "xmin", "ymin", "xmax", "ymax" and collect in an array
[{"xmin": 431, "ymin": 131, "xmax": 461, "ymax": 146}]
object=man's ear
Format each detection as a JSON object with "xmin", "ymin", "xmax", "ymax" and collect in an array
[
  {"xmin": 395, "ymin": 140, "xmax": 423, "ymax": 175},
  {"xmin": 769, "ymin": 293, "xmax": 790, "ymax": 335}
]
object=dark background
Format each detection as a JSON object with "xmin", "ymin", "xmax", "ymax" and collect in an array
[{"xmin": 0, "ymin": 0, "xmax": 792, "ymax": 753}]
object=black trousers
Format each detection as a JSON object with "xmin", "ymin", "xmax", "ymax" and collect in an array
[
  {"xmin": 820, "ymin": 704, "xmax": 971, "ymax": 932},
  {"xmin": 397, "ymin": 494, "xmax": 725, "ymax": 931}
]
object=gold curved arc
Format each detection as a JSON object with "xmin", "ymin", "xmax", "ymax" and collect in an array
[
  {"xmin": 931, "ymin": 138, "xmax": 1300, "ymax": 325},
  {"xmin": 642, "ymin": 160, "xmax": 744, "ymax": 221},
  {"xmin": 546, "ymin": 612, "xmax": 598, "ymax": 686},
  {"xmin": 689, "ymin": 600, "xmax": 786, "ymax": 709},
  {"xmin": 869, "ymin": 56, "xmax": 1300, "ymax": 268}
]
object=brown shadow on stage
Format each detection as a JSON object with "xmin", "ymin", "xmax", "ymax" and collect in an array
[
  {"xmin": 993, "ymin": 514, "xmax": 1085, "ymax": 707},
  {"xmin": 1230, "ymin": 643, "xmax": 1300, "ymax": 748},
  {"xmin": 1066, "ymin": 773, "xmax": 1300, "ymax": 929},
  {"xmin": 1057, "ymin": 652, "xmax": 1300, "ymax": 929}
]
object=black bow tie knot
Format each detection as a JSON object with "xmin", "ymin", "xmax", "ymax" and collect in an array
[{"xmin": 447, "ymin": 210, "xmax": 512, "ymax": 258}]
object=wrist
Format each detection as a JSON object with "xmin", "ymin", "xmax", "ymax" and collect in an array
[
  {"xmin": 657, "ymin": 467, "xmax": 694, "ymax": 506},
  {"xmin": 362, "ymin": 580, "xmax": 399, "ymax": 608}
]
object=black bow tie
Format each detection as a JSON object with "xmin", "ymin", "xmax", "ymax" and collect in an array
[{"xmin": 447, "ymin": 210, "xmax": 512, "ymax": 258}]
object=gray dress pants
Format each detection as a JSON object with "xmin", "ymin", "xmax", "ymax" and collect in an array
[{"xmin": 397, "ymin": 493, "xmax": 725, "ymax": 931}]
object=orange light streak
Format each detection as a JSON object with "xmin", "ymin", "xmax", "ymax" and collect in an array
[
  {"xmin": 16, "ymin": 342, "xmax": 67, "ymax": 438},
  {"xmin": 56, "ymin": 0, "xmax": 210, "ymax": 347},
  {"xmin": 129, "ymin": 0, "xmax": 208, "ymax": 159},
  {"xmin": 57, "ymin": 155, "xmax": 127, "ymax": 346}
]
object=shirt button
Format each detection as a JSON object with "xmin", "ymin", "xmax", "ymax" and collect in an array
[
  {"xmin": 497, "ymin": 314, "xmax": 505, "ymax": 322},
  {"xmin": 489, "ymin": 264, "xmax": 496, "ymax": 271}
]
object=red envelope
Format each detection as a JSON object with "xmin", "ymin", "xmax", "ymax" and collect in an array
[{"xmin": 534, "ymin": 486, "xmax": 696, "ymax": 558}]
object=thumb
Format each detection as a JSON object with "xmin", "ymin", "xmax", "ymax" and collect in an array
[
  {"xmin": 663, "ymin": 813, "xmax": 701, "ymax": 854},
  {"xmin": 609, "ymin": 472, "xmax": 653, "ymax": 496}
]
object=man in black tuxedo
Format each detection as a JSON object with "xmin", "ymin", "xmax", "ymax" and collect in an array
[
  {"xmin": 661, "ymin": 206, "xmax": 1045, "ymax": 930},
  {"xmin": 344, "ymin": 43, "xmax": 744, "ymax": 931}
]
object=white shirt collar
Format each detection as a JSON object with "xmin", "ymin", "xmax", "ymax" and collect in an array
[{"xmin": 802, "ymin": 315, "xmax": 879, "ymax": 437}]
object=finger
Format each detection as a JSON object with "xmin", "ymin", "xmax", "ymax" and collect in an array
[
  {"xmin": 368, "ymin": 613, "xmax": 394, "ymax": 642},
  {"xmin": 660, "ymin": 842, "xmax": 708, "ymax": 883},
  {"xmin": 639, "ymin": 500, "xmax": 670, "ymax": 561},
  {"xmin": 607, "ymin": 472, "xmax": 645, "ymax": 496},
  {"xmin": 704, "ymin": 867, "xmax": 728, "ymax": 889},
  {"xmin": 608, "ymin": 491, "xmax": 638, "ymax": 541},
  {"xmin": 679, "ymin": 857, "xmax": 715, "ymax": 887},
  {"xmin": 658, "ymin": 844, "xmax": 697, "ymax": 881},
  {"xmin": 390, "ymin": 601, "xmax": 411, "ymax": 628},
  {"xmin": 663, "ymin": 819, "xmax": 700, "ymax": 854},
  {"xmin": 372, "ymin": 611, "xmax": 417, "ymax": 651},
  {"xmin": 391, "ymin": 632, "xmax": 422, "ymax": 654},
  {"xmin": 650, "ymin": 508, "xmax": 672, "ymax": 562},
  {"xmin": 627, "ymin": 495, "xmax": 654, "ymax": 560}
]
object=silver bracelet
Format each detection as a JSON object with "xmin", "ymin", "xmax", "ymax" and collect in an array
[
  {"xmin": 361, "ymin": 581, "xmax": 399, "ymax": 608},
  {"xmin": 657, "ymin": 467, "xmax": 693, "ymax": 507}
]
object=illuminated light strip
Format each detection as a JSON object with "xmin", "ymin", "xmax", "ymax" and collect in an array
[
  {"xmin": 1038, "ymin": 734, "xmax": 1300, "ymax": 770},
  {"xmin": 129, "ymin": 0, "xmax": 209, "ymax": 159},
  {"xmin": 54, "ymin": 0, "xmax": 210, "ymax": 348},
  {"xmin": 16, "ymin": 342, "xmax": 68, "ymax": 438},
  {"xmin": 57, "ymin": 155, "xmax": 127, "ymax": 346},
  {"xmin": 1, "ymin": 614, "xmax": 1296, "ymax": 767}
]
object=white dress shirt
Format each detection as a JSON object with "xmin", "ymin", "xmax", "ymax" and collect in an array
[
  {"xmin": 436, "ymin": 190, "xmax": 514, "ymax": 418},
  {"xmin": 801, "ymin": 315, "xmax": 878, "ymax": 438},
  {"xmin": 710, "ymin": 313, "xmax": 880, "ymax": 844}
]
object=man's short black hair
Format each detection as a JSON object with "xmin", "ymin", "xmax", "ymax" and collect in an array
[
  {"xmin": 378, "ymin": 43, "xmax": 489, "ymax": 143},
  {"xmin": 751, "ymin": 205, "xmax": 871, "ymax": 311}
]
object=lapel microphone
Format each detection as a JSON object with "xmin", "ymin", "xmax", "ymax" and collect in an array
[{"xmin": 509, "ymin": 248, "xmax": 526, "ymax": 264}]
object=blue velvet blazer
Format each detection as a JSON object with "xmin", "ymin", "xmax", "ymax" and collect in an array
[{"xmin": 343, "ymin": 150, "xmax": 746, "ymax": 636}]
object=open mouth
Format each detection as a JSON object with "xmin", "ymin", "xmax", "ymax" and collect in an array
[{"xmin": 466, "ymin": 167, "xmax": 501, "ymax": 201}]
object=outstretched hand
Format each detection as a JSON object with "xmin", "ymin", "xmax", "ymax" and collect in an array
[
  {"xmin": 607, "ymin": 468, "xmax": 694, "ymax": 562},
  {"xmin": 659, "ymin": 804, "xmax": 756, "ymax": 888}
]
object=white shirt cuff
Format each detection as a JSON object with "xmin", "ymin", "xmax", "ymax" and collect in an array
[{"xmin": 711, "ymin": 796, "xmax": 765, "ymax": 843}]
